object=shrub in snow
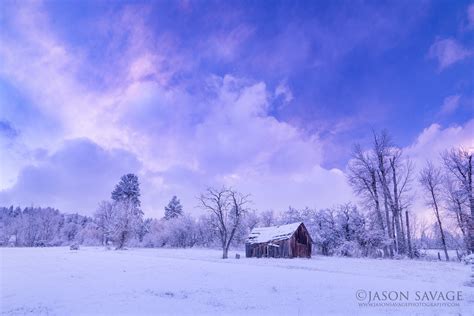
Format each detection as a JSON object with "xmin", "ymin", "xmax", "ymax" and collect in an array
[
  {"xmin": 335, "ymin": 241, "xmax": 362, "ymax": 257},
  {"xmin": 393, "ymin": 254, "xmax": 403, "ymax": 260},
  {"xmin": 8, "ymin": 235, "xmax": 16, "ymax": 247},
  {"xmin": 70, "ymin": 244, "xmax": 80, "ymax": 250},
  {"xmin": 462, "ymin": 254, "xmax": 474, "ymax": 265}
]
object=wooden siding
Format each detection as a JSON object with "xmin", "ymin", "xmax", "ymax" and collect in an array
[{"xmin": 245, "ymin": 223, "xmax": 312, "ymax": 258}]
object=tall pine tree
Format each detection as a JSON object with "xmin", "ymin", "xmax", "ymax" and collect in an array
[
  {"xmin": 111, "ymin": 174, "xmax": 141, "ymax": 209},
  {"xmin": 164, "ymin": 196, "xmax": 183, "ymax": 220}
]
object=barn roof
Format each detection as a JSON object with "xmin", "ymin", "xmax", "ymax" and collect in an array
[{"xmin": 246, "ymin": 222, "xmax": 304, "ymax": 244}]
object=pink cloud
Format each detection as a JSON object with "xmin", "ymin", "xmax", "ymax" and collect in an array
[{"xmin": 0, "ymin": 3, "xmax": 355, "ymax": 214}]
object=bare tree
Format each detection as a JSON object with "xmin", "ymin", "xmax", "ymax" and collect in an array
[
  {"xmin": 348, "ymin": 144, "xmax": 393, "ymax": 257},
  {"xmin": 94, "ymin": 200, "xmax": 142, "ymax": 249},
  {"xmin": 373, "ymin": 131, "xmax": 411, "ymax": 255},
  {"xmin": 348, "ymin": 144, "xmax": 386, "ymax": 233},
  {"xmin": 198, "ymin": 187, "xmax": 250, "ymax": 259},
  {"xmin": 419, "ymin": 161, "xmax": 449, "ymax": 261},
  {"xmin": 444, "ymin": 178, "xmax": 468, "ymax": 246},
  {"xmin": 260, "ymin": 210, "xmax": 276, "ymax": 227},
  {"xmin": 442, "ymin": 147, "xmax": 473, "ymax": 253},
  {"xmin": 112, "ymin": 200, "xmax": 142, "ymax": 250},
  {"xmin": 95, "ymin": 201, "xmax": 115, "ymax": 246},
  {"xmin": 348, "ymin": 130, "xmax": 414, "ymax": 257}
]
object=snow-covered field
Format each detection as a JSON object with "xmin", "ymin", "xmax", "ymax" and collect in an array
[{"xmin": 1, "ymin": 247, "xmax": 473, "ymax": 315}]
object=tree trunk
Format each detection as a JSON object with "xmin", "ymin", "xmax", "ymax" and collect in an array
[
  {"xmin": 437, "ymin": 215, "xmax": 449, "ymax": 261},
  {"xmin": 222, "ymin": 248, "xmax": 228, "ymax": 259},
  {"xmin": 116, "ymin": 231, "xmax": 126, "ymax": 250},
  {"xmin": 371, "ymin": 172, "xmax": 385, "ymax": 232},
  {"xmin": 393, "ymin": 209, "xmax": 405, "ymax": 254},
  {"xmin": 405, "ymin": 210, "xmax": 413, "ymax": 258},
  {"xmin": 454, "ymin": 199, "xmax": 466, "ymax": 238},
  {"xmin": 383, "ymin": 195, "xmax": 394, "ymax": 257},
  {"xmin": 468, "ymin": 216, "xmax": 474, "ymax": 254},
  {"xmin": 431, "ymin": 190, "xmax": 449, "ymax": 261},
  {"xmin": 469, "ymin": 193, "xmax": 474, "ymax": 253},
  {"xmin": 399, "ymin": 210, "xmax": 404, "ymax": 238},
  {"xmin": 393, "ymin": 216, "xmax": 398, "ymax": 253},
  {"xmin": 468, "ymin": 155, "xmax": 474, "ymax": 253},
  {"xmin": 371, "ymin": 171, "xmax": 388, "ymax": 257},
  {"xmin": 390, "ymin": 159, "xmax": 406, "ymax": 255}
]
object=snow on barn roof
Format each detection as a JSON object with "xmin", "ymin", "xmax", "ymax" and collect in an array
[{"xmin": 246, "ymin": 222, "xmax": 303, "ymax": 244}]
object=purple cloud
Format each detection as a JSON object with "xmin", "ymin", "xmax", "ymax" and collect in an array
[
  {"xmin": 0, "ymin": 1, "xmax": 472, "ymax": 219},
  {"xmin": 439, "ymin": 95, "xmax": 461, "ymax": 115},
  {"xmin": 428, "ymin": 38, "xmax": 472, "ymax": 71},
  {"xmin": 0, "ymin": 138, "xmax": 141, "ymax": 214}
]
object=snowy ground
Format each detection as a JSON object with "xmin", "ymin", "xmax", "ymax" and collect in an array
[{"xmin": 1, "ymin": 247, "xmax": 473, "ymax": 315}]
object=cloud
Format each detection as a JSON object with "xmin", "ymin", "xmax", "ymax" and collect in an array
[
  {"xmin": 406, "ymin": 120, "xmax": 474, "ymax": 163},
  {"xmin": 439, "ymin": 94, "xmax": 461, "ymax": 115},
  {"xmin": 0, "ymin": 3, "xmax": 355, "ymax": 216},
  {"xmin": 204, "ymin": 24, "xmax": 255, "ymax": 61},
  {"xmin": 0, "ymin": 138, "xmax": 141, "ymax": 215},
  {"xmin": 2, "ymin": 1, "xmax": 471, "ymax": 219},
  {"xmin": 0, "ymin": 120, "xmax": 19, "ymax": 139},
  {"xmin": 403, "ymin": 119, "xmax": 474, "ymax": 224},
  {"xmin": 428, "ymin": 38, "xmax": 472, "ymax": 70},
  {"xmin": 115, "ymin": 75, "xmax": 354, "ymax": 213},
  {"xmin": 275, "ymin": 82, "xmax": 293, "ymax": 104},
  {"xmin": 467, "ymin": 4, "xmax": 474, "ymax": 30}
]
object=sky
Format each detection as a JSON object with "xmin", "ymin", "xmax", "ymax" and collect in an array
[{"xmin": 0, "ymin": 0, "xmax": 473, "ymax": 218}]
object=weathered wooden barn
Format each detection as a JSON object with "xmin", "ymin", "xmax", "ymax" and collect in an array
[{"xmin": 245, "ymin": 222, "xmax": 313, "ymax": 258}]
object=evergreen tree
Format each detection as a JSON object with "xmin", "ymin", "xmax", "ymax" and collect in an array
[
  {"xmin": 164, "ymin": 196, "xmax": 183, "ymax": 220},
  {"xmin": 110, "ymin": 174, "xmax": 143, "ymax": 249},
  {"xmin": 111, "ymin": 174, "xmax": 141, "ymax": 209}
]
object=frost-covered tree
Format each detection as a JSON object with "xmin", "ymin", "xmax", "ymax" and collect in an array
[
  {"xmin": 195, "ymin": 214, "xmax": 218, "ymax": 247},
  {"xmin": 336, "ymin": 204, "xmax": 365, "ymax": 242},
  {"xmin": 111, "ymin": 174, "xmax": 141, "ymax": 209},
  {"xmin": 164, "ymin": 196, "xmax": 183, "ymax": 220},
  {"xmin": 312, "ymin": 208, "xmax": 339, "ymax": 256},
  {"xmin": 443, "ymin": 178, "xmax": 469, "ymax": 250},
  {"xmin": 137, "ymin": 218, "xmax": 152, "ymax": 243},
  {"xmin": 109, "ymin": 174, "xmax": 144, "ymax": 249},
  {"xmin": 348, "ymin": 130, "xmax": 414, "ymax": 257},
  {"xmin": 141, "ymin": 215, "xmax": 201, "ymax": 248},
  {"xmin": 442, "ymin": 147, "xmax": 473, "ymax": 253},
  {"xmin": 165, "ymin": 214, "xmax": 199, "ymax": 247},
  {"xmin": 259, "ymin": 210, "xmax": 276, "ymax": 227},
  {"xmin": 280, "ymin": 206, "xmax": 303, "ymax": 224},
  {"xmin": 111, "ymin": 200, "xmax": 143, "ymax": 249},
  {"xmin": 198, "ymin": 187, "xmax": 250, "ymax": 259},
  {"xmin": 95, "ymin": 201, "xmax": 115, "ymax": 245},
  {"xmin": 233, "ymin": 209, "xmax": 259, "ymax": 246},
  {"xmin": 77, "ymin": 221, "xmax": 100, "ymax": 246},
  {"xmin": 141, "ymin": 219, "xmax": 166, "ymax": 247},
  {"xmin": 419, "ymin": 161, "xmax": 449, "ymax": 261}
]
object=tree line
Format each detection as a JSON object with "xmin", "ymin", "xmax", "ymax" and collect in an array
[
  {"xmin": 0, "ymin": 130, "xmax": 472, "ymax": 260},
  {"xmin": 0, "ymin": 199, "xmax": 462, "ymax": 259}
]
